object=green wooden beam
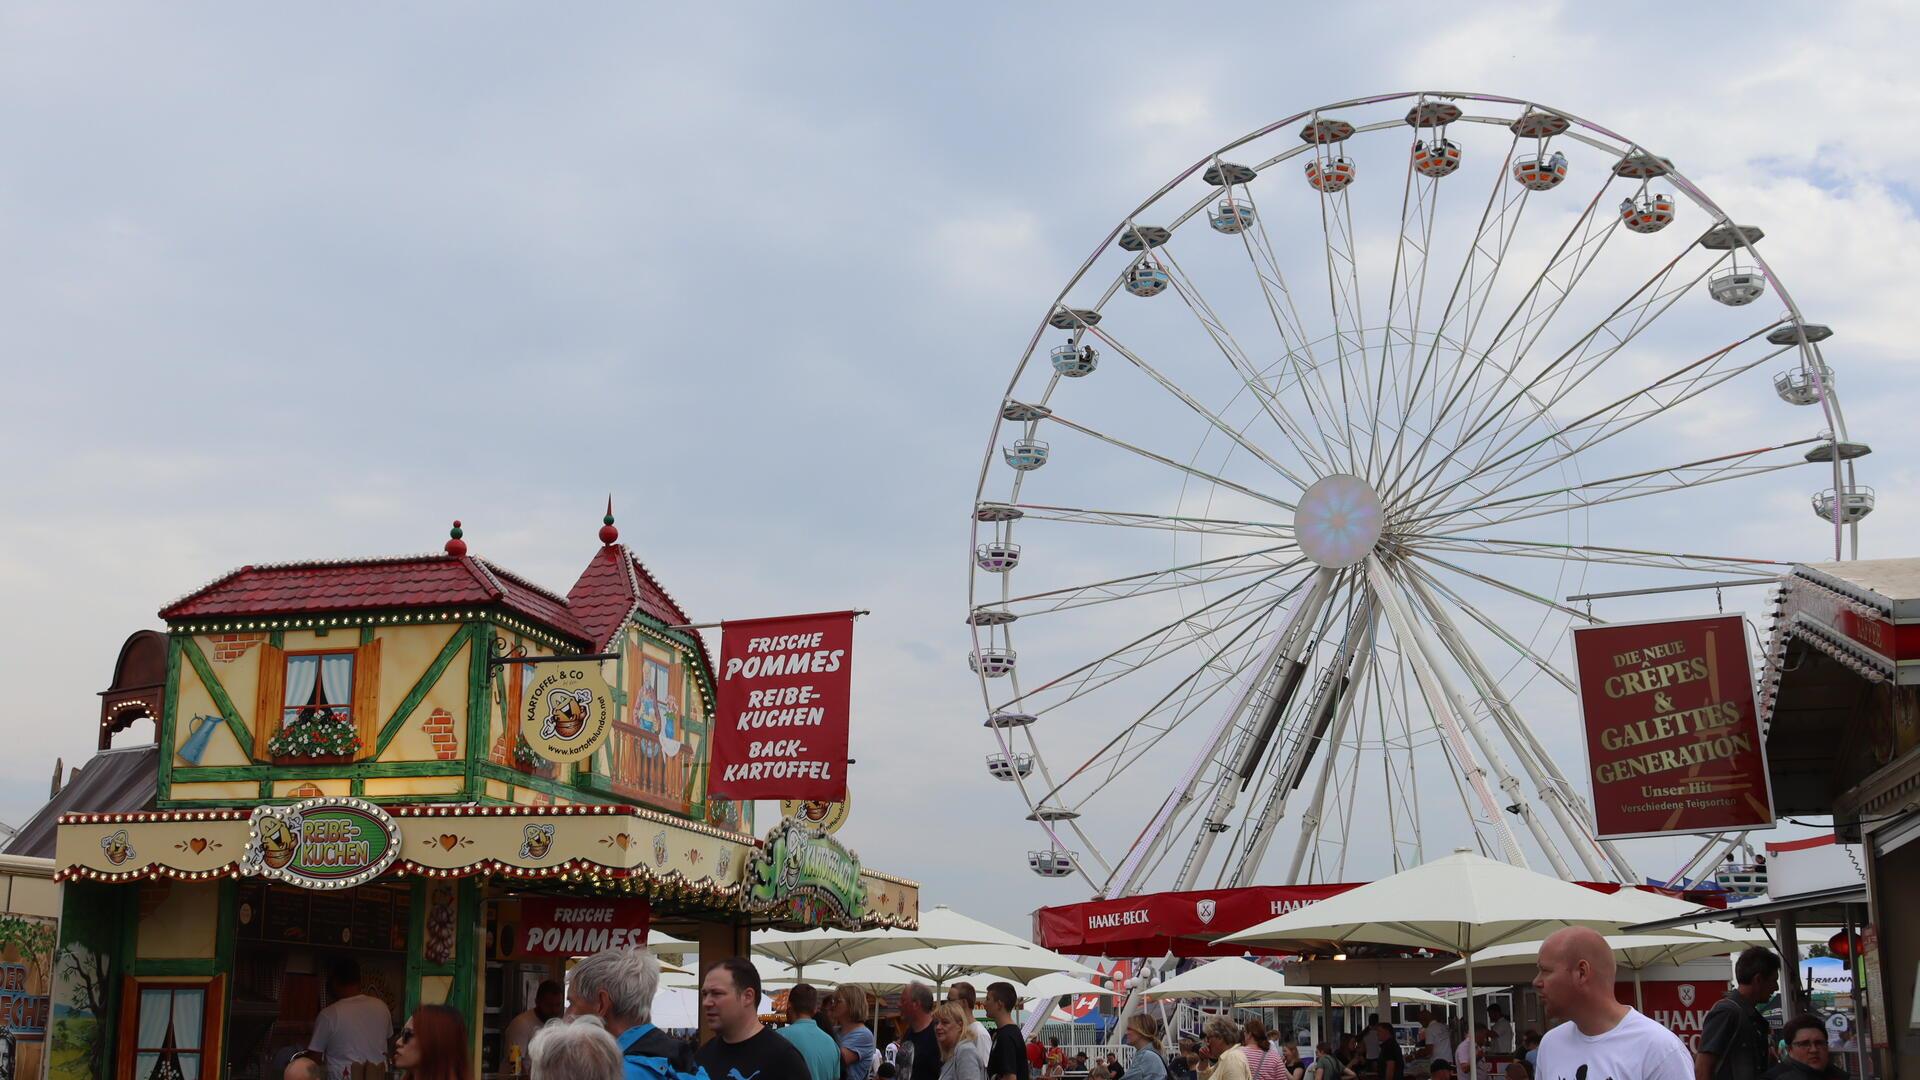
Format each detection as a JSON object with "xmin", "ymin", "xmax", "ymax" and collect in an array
[
  {"xmin": 132, "ymin": 957, "xmax": 220, "ymax": 977},
  {"xmin": 463, "ymin": 626, "xmax": 492, "ymax": 800},
  {"xmin": 171, "ymin": 760, "xmax": 465, "ymax": 782},
  {"xmin": 157, "ymin": 635, "xmax": 183, "ymax": 801},
  {"xmin": 178, "ymin": 635, "xmax": 255, "ymax": 760},
  {"xmin": 375, "ymin": 623, "xmax": 475, "ymax": 756}
]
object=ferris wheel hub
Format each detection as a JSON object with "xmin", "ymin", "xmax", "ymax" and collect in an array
[{"xmin": 1295, "ymin": 473, "xmax": 1385, "ymax": 568}]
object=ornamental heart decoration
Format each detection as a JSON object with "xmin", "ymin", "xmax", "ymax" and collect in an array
[
  {"xmin": 189, "ymin": 838, "xmax": 208, "ymax": 854},
  {"xmin": 439, "ymin": 834, "xmax": 460, "ymax": 851}
]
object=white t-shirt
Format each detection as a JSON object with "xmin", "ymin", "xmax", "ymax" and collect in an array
[
  {"xmin": 1535, "ymin": 1010, "xmax": 1690, "ymax": 1080},
  {"xmin": 309, "ymin": 993, "xmax": 393, "ymax": 1080},
  {"xmin": 1490, "ymin": 1021, "xmax": 1514, "ymax": 1056},
  {"xmin": 1362, "ymin": 1031, "xmax": 1383, "ymax": 1060},
  {"xmin": 1423, "ymin": 1023, "xmax": 1450, "ymax": 1056},
  {"xmin": 968, "ymin": 1021, "xmax": 993, "ymax": 1062},
  {"xmin": 1453, "ymin": 1040, "xmax": 1476, "ymax": 1078}
]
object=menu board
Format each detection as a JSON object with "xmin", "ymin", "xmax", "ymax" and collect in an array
[
  {"xmin": 355, "ymin": 892, "xmax": 395, "ymax": 952},
  {"xmin": 310, "ymin": 894, "xmax": 355, "ymax": 948},
  {"xmin": 264, "ymin": 887, "xmax": 310, "ymax": 944}
]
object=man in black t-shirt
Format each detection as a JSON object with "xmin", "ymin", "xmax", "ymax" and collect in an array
[
  {"xmin": 901, "ymin": 982, "xmax": 941, "ymax": 1080},
  {"xmin": 696, "ymin": 956, "xmax": 810, "ymax": 1080},
  {"xmin": 984, "ymin": 982, "xmax": 1031, "ymax": 1080},
  {"xmin": 1373, "ymin": 1023, "xmax": 1405, "ymax": 1080}
]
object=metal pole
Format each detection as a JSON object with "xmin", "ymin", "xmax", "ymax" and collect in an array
[
  {"xmin": 1564, "ymin": 578, "xmax": 1777, "ymax": 603},
  {"xmin": 1778, "ymin": 912, "xmax": 1802, "ymax": 1019}
]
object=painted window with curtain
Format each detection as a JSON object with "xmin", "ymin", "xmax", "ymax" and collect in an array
[
  {"xmin": 282, "ymin": 652, "xmax": 355, "ymax": 728},
  {"xmin": 132, "ymin": 985, "xmax": 205, "ymax": 1080}
]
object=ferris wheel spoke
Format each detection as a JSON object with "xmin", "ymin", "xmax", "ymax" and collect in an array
[
  {"xmin": 1231, "ymin": 183, "xmax": 1357, "ymax": 469},
  {"xmin": 1392, "ymin": 246, "xmax": 1734, "ymax": 515},
  {"xmin": 1307, "ymin": 139, "xmax": 1370, "ymax": 473},
  {"xmin": 1405, "ymin": 535, "xmax": 1787, "ymax": 578},
  {"xmin": 1396, "ymin": 557, "xmax": 1576, "ymax": 694},
  {"xmin": 1081, "ymin": 317, "xmax": 1315, "ymax": 491},
  {"xmin": 994, "ymin": 543, "xmax": 1299, "ymax": 616},
  {"xmin": 1032, "ymin": 582, "xmax": 1303, "ymax": 809},
  {"xmin": 1044, "ymin": 411, "xmax": 1299, "ymax": 513},
  {"xmin": 1398, "ymin": 161, "xmax": 1622, "ymax": 492},
  {"xmin": 1374, "ymin": 129, "xmax": 1523, "ymax": 492},
  {"xmin": 1371, "ymin": 127, "xmax": 1450, "ymax": 480},
  {"xmin": 1405, "ymin": 548, "xmax": 1602, "ymax": 625},
  {"xmin": 1007, "ymin": 502, "xmax": 1295, "ymax": 540},
  {"xmin": 1416, "ymin": 329, "xmax": 1792, "ymax": 518},
  {"xmin": 1412, "ymin": 438, "xmax": 1823, "ymax": 532}
]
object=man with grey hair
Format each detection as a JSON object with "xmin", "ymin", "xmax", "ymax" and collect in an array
[
  {"xmin": 899, "ymin": 982, "xmax": 939, "ymax": 1080},
  {"xmin": 567, "ymin": 946, "xmax": 705, "ymax": 1080},
  {"xmin": 530, "ymin": 1014, "xmax": 625, "ymax": 1080}
]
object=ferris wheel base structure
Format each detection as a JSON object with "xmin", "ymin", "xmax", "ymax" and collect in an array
[{"xmin": 969, "ymin": 89, "xmax": 1866, "ymax": 906}]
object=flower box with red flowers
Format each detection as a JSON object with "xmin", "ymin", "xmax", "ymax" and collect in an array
[{"xmin": 268, "ymin": 707, "xmax": 362, "ymax": 763}]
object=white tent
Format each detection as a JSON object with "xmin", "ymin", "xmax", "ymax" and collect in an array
[
  {"xmin": 653, "ymin": 985, "xmax": 701, "ymax": 1030},
  {"xmin": 1139, "ymin": 957, "xmax": 1316, "ymax": 1006},
  {"xmin": 1023, "ymin": 972, "xmax": 1121, "ymax": 1001},
  {"xmin": 1222, "ymin": 850, "xmax": 1668, "ymax": 1080}
]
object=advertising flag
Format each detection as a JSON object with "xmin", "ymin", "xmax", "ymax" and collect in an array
[
  {"xmin": 710, "ymin": 611, "xmax": 855, "ymax": 801},
  {"xmin": 1572, "ymin": 614, "xmax": 1774, "ymax": 840}
]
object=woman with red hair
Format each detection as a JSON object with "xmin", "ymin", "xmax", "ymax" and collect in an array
[{"xmin": 393, "ymin": 1004, "xmax": 473, "ymax": 1080}]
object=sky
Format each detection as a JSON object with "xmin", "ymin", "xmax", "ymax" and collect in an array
[{"xmin": 1, "ymin": 3, "xmax": 1916, "ymax": 938}]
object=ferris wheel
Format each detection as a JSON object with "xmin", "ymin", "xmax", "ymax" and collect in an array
[{"xmin": 966, "ymin": 91, "xmax": 1867, "ymax": 900}]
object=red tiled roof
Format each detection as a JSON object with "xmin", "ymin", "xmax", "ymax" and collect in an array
[
  {"xmin": 566, "ymin": 545, "xmax": 713, "ymax": 682},
  {"xmin": 160, "ymin": 554, "xmax": 591, "ymax": 644}
]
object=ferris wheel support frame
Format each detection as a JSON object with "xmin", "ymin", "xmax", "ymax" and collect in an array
[
  {"xmin": 1169, "ymin": 569, "xmax": 1339, "ymax": 892},
  {"xmin": 1365, "ymin": 556, "xmax": 1532, "ymax": 868},
  {"xmin": 1284, "ymin": 606, "xmax": 1386, "ymax": 883}
]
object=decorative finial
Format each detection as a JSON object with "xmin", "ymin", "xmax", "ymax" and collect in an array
[
  {"xmin": 599, "ymin": 496, "xmax": 619, "ymax": 545},
  {"xmin": 445, "ymin": 519, "xmax": 468, "ymax": 556}
]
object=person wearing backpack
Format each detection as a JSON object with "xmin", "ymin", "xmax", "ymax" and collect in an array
[
  {"xmin": 567, "ymin": 946, "xmax": 710, "ymax": 1080},
  {"xmin": 1695, "ymin": 948, "xmax": 1781, "ymax": 1080}
]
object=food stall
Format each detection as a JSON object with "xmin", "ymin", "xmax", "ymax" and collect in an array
[{"xmin": 42, "ymin": 515, "xmax": 916, "ymax": 1078}]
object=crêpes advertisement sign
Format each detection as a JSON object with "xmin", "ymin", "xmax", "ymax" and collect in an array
[
  {"xmin": 1572, "ymin": 614, "xmax": 1774, "ymax": 840},
  {"xmin": 709, "ymin": 611, "xmax": 855, "ymax": 801}
]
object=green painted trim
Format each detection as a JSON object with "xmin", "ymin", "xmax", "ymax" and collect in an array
[
  {"xmin": 404, "ymin": 880, "xmax": 427, "ymax": 1018},
  {"xmin": 474, "ymin": 761, "xmax": 615, "ymax": 805},
  {"xmin": 157, "ymin": 792, "xmax": 472, "ymax": 810},
  {"xmin": 447, "ymin": 879, "xmax": 481, "ymax": 1017},
  {"xmin": 463, "ymin": 626, "xmax": 492, "ymax": 800},
  {"xmin": 260, "ymin": 778, "xmax": 273, "ymax": 800},
  {"xmin": 352, "ymin": 777, "xmax": 366, "ymax": 796},
  {"xmin": 131, "ymin": 957, "xmax": 220, "ymax": 977},
  {"xmin": 375, "ymin": 623, "xmax": 475, "ymax": 756},
  {"xmin": 170, "ymin": 606, "xmax": 581, "ymax": 653},
  {"xmin": 178, "ymin": 636, "xmax": 255, "ymax": 761},
  {"xmin": 269, "ymin": 629, "xmax": 285, "ymax": 648},
  {"xmin": 171, "ymin": 760, "xmax": 464, "ymax": 781},
  {"xmin": 157, "ymin": 636, "xmax": 183, "ymax": 801},
  {"xmin": 360, "ymin": 625, "xmax": 375, "ymax": 645}
]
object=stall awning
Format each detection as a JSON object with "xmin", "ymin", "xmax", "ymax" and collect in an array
[
  {"xmin": 1624, "ymin": 885, "xmax": 1868, "ymax": 933},
  {"xmin": 52, "ymin": 801, "xmax": 918, "ymax": 930}
]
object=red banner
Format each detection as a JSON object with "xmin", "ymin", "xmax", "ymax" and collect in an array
[
  {"xmin": 1618, "ymin": 980, "xmax": 1714, "ymax": 1050},
  {"xmin": 709, "ymin": 611, "xmax": 855, "ymax": 801},
  {"xmin": 512, "ymin": 898, "xmax": 650, "ymax": 958},
  {"xmin": 1033, "ymin": 884, "xmax": 1361, "ymax": 957},
  {"xmin": 1572, "ymin": 615, "xmax": 1773, "ymax": 840}
]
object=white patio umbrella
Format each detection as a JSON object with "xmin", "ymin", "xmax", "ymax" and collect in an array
[
  {"xmin": 1024, "ymin": 972, "xmax": 1121, "ymax": 1001},
  {"xmin": 1138, "ymin": 957, "xmax": 1317, "ymax": 1006},
  {"xmin": 1437, "ymin": 930, "xmax": 1769, "ymax": 1007},
  {"xmin": 832, "ymin": 958, "xmax": 923, "ymax": 993},
  {"xmin": 882, "ymin": 943, "xmax": 1102, "ymax": 987},
  {"xmin": 754, "ymin": 904, "xmax": 1029, "ymax": 976},
  {"xmin": 1243, "ymin": 986, "xmax": 1452, "ymax": 1009},
  {"xmin": 1221, "ymin": 850, "xmax": 1660, "ymax": 1080},
  {"xmin": 664, "ymin": 956, "xmax": 848, "ymax": 990}
]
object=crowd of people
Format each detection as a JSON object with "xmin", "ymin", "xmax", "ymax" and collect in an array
[{"xmin": 277, "ymin": 933, "xmax": 1853, "ymax": 1080}]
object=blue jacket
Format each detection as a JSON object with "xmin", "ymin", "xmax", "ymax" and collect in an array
[{"xmin": 620, "ymin": 1023, "xmax": 711, "ymax": 1080}]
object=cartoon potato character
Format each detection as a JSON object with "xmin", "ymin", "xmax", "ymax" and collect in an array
[
  {"xmin": 257, "ymin": 815, "xmax": 298, "ymax": 870},
  {"xmin": 802, "ymin": 801, "xmax": 832, "ymax": 824},
  {"xmin": 519, "ymin": 824, "xmax": 554, "ymax": 861},
  {"xmin": 100, "ymin": 830, "xmax": 134, "ymax": 866},
  {"xmin": 541, "ymin": 688, "xmax": 594, "ymax": 741}
]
